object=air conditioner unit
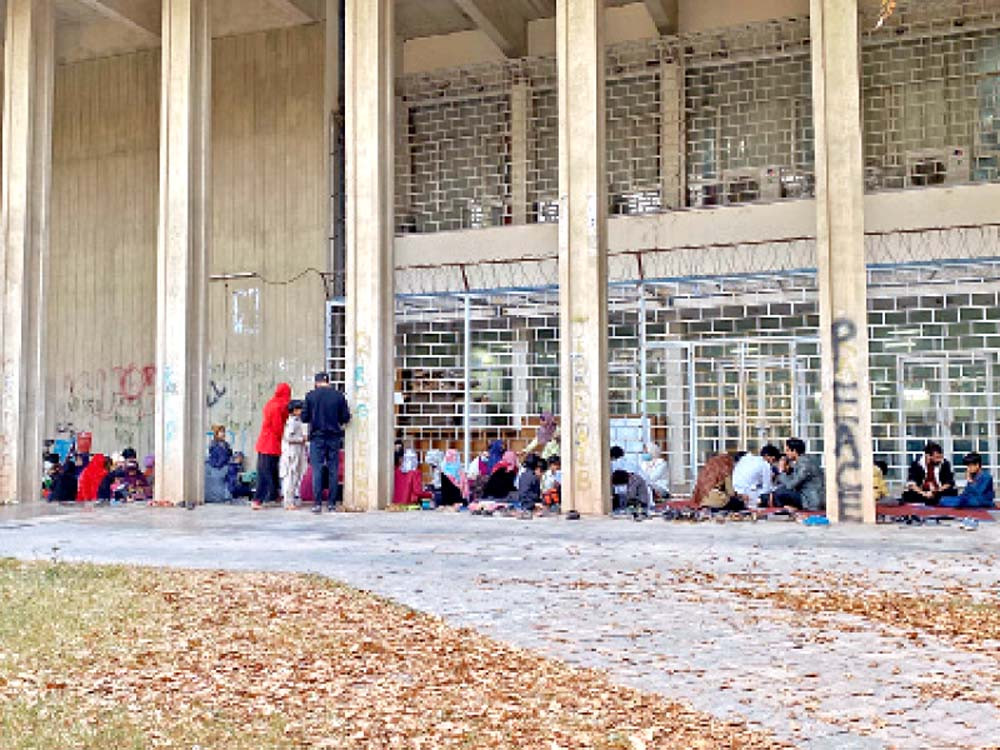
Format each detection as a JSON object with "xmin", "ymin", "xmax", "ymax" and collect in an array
[
  {"xmin": 687, "ymin": 178, "xmax": 723, "ymax": 208},
  {"xmin": 722, "ymin": 165, "xmax": 783, "ymax": 204},
  {"xmin": 905, "ymin": 147, "xmax": 969, "ymax": 187}
]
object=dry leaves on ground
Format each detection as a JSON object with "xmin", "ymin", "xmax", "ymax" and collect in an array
[{"xmin": 0, "ymin": 560, "xmax": 786, "ymax": 749}]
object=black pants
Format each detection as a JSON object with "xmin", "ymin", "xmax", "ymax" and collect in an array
[
  {"xmin": 310, "ymin": 436, "xmax": 341, "ymax": 509},
  {"xmin": 256, "ymin": 453, "xmax": 280, "ymax": 502},
  {"xmin": 771, "ymin": 487, "xmax": 803, "ymax": 509}
]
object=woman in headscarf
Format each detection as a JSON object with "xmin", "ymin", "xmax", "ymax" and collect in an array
[
  {"xmin": 692, "ymin": 453, "xmax": 736, "ymax": 509},
  {"xmin": 205, "ymin": 425, "xmax": 233, "ymax": 503},
  {"xmin": 50, "ymin": 458, "xmax": 79, "ymax": 502},
  {"xmin": 77, "ymin": 453, "xmax": 108, "ymax": 502},
  {"xmin": 254, "ymin": 383, "xmax": 292, "ymax": 509},
  {"xmin": 440, "ymin": 449, "xmax": 468, "ymax": 506},
  {"xmin": 482, "ymin": 450, "xmax": 518, "ymax": 500},
  {"xmin": 393, "ymin": 449, "xmax": 431, "ymax": 506},
  {"xmin": 524, "ymin": 412, "xmax": 559, "ymax": 458},
  {"xmin": 485, "ymin": 440, "xmax": 505, "ymax": 474}
]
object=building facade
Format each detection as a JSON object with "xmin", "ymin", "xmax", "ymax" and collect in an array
[{"xmin": 1, "ymin": 0, "xmax": 997, "ymax": 521}]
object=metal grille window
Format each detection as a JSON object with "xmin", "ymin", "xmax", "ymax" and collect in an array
[{"xmin": 861, "ymin": 0, "xmax": 1000, "ymax": 191}]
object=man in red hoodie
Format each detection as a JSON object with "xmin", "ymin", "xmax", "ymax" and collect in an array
[{"xmin": 253, "ymin": 383, "xmax": 291, "ymax": 509}]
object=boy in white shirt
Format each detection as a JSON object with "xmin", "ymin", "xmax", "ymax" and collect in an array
[
  {"xmin": 732, "ymin": 444, "xmax": 781, "ymax": 509},
  {"xmin": 280, "ymin": 400, "xmax": 309, "ymax": 509}
]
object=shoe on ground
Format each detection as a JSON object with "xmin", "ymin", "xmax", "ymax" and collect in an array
[
  {"xmin": 311, "ymin": 504, "xmax": 322, "ymax": 514},
  {"xmin": 250, "ymin": 501, "xmax": 262, "ymax": 511}
]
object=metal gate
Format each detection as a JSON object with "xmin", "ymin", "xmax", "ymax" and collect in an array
[{"xmin": 645, "ymin": 336, "xmax": 820, "ymax": 490}]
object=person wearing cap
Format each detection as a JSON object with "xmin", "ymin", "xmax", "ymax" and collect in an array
[
  {"xmin": 280, "ymin": 400, "xmax": 309, "ymax": 509},
  {"xmin": 302, "ymin": 372, "xmax": 351, "ymax": 513},
  {"xmin": 941, "ymin": 452, "xmax": 995, "ymax": 509}
]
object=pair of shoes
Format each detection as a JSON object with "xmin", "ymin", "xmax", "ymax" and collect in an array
[{"xmin": 311, "ymin": 504, "xmax": 323, "ymax": 514}]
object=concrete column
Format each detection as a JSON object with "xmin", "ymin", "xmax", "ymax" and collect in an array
[
  {"xmin": 810, "ymin": 0, "xmax": 876, "ymax": 523},
  {"xmin": 557, "ymin": 0, "xmax": 610, "ymax": 515},
  {"xmin": 510, "ymin": 79, "xmax": 531, "ymax": 225},
  {"xmin": 344, "ymin": 0, "xmax": 394, "ymax": 511},
  {"xmin": 0, "ymin": 0, "xmax": 54, "ymax": 504},
  {"xmin": 154, "ymin": 0, "xmax": 211, "ymax": 506},
  {"xmin": 659, "ymin": 51, "xmax": 685, "ymax": 210}
]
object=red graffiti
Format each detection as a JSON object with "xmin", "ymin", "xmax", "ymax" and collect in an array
[{"xmin": 114, "ymin": 364, "xmax": 157, "ymax": 403}]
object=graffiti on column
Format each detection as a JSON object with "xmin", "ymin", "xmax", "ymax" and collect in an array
[
  {"xmin": 352, "ymin": 332, "xmax": 372, "ymax": 509},
  {"xmin": 570, "ymin": 320, "xmax": 592, "ymax": 493},
  {"xmin": 831, "ymin": 317, "xmax": 864, "ymax": 502}
]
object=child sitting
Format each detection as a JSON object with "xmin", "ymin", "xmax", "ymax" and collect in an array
[
  {"xmin": 941, "ymin": 452, "xmax": 995, "ymax": 508},
  {"xmin": 516, "ymin": 454, "xmax": 542, "ymax": 518},
  {"xmin": 541, "ymin": 455, "xmax": 561, "ymax": 509}
]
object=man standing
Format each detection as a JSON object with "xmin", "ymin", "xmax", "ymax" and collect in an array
[
  {"xmin": 302, "ymin": 372, "xmax": 351, "ymax": 513},
  {"xmin": 773, "ymin": 438, "xmax": 825, "ymax": 511}
]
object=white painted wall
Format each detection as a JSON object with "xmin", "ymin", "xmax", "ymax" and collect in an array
[{"xmin": 46, "ymin": 24, "xmax": 326, "ymax": 462}]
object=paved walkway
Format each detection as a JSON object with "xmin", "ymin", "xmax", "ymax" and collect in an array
[{"xmin": 2, "ymin": 503, "xmax": 999, "ymax": 749}]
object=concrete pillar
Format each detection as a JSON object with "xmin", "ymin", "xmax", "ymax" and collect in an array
[
  {"xmin": 344, "ymin": 0, "xmax": 394, "ymax": 511},
  {"xmin": 0, "ymin": 0, "xmax": 54, "ymax": 504},
  {"xmin": 154, "ymin": 0, "xmax": 211, "ymax": 506},
  {"xmin": 510, "ymin": 79, "xmax": 531, "ymax": 225},
  {"xmin": 810, "ymin": 0, "xmax": 876, "ymax": 523},
  {"xmin": 659, "ymin": 51, "xmax": 685, "ymax": 210},
  {"xmin": 557, "ymin": 0, "xmax": 610, "ymax": 515}
]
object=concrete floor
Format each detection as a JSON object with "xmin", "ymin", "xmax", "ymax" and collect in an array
[{"xmin": 2, "ymin": 503, "xmax": 999, "ymax": 750}]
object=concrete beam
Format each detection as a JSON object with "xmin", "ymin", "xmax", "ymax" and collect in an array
[
  {"xmin": 810, "ymin": 0, "xmax": 876, "ymax": 524},
  {"xmin": 73, "ymin": 0, "xmax": 161, "ymax": 41},
  {"xmin": 154, "ymin": 0, "xmax": 211, "ymax": 506},
  {"xmin": 264, "ymin": 0, "xmax": 321, "ymax": 24},
  {"xmin": 643, "ymin": 0, "xmax": 678, "ymax": 35},
  {"xmin": 453, "ymin": 0, "xmax": 527, "ymax": 58},
  {"xmin": 0, "ymin": 0, "xmax": 55, "ymax": 504},
  {"xmin": 557, "ymin": 0, "xmax": 610, "ymax": 515},
  {"xmin": 344, "ymin": 0, "xmax": 394, "ymax": 511}
]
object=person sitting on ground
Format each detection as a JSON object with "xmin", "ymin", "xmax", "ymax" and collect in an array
[
  {"xmin": 773, "ymin": 438, "xmax": 825, "ymax": 511},
  {"xmin": 612, "ymin": 468, "xmax": 652, "ymax": 513},
  {"xmin": 77, "ymin": 452, "xmax": 108, "ymax": 502},
  {"xmin": 97, "ymin": 454, "xmax": 124, "ymax": 502},
  {"xmin": 112, "ymin": 459, "xmax": 150, "ymax": 502},
  {"xmin": 516, "ymin": 453, "xmax": 543, "ymax": 517},
  {"xmin": 873, "ymin": 459, "xmax": 890, "ymax": 503},
  {"xmin": 732, "ymin": 445, "xmax": 780, "ymax": 509},
  {"xmin": 692, "ymin": 453, "xmax": 736, "ymax": 510},
  {"xmin": 940, "ymin": 452, "xmax": 995, "ymax": 509},
  {"xmin": 485, "ymin": 440, "xmax": 505, "ymax": 474},
  {"xmin": 205, "ymin": 424, "xmax": 233, "ymax": 503},
  {"xmin": 50, "ymin": 457, "xmax": 80, "ymax": 503},
  {"xmin": 440, "ymin": 448, "xmax": 468, "ymax": 506},
  {"xmin": 143, "ymin": 455, "xmax": 155, "ymax": 485},
  {"xmin": 641, "ymin": 445, "xmax": 670, "ymax": 499},
  {"xmin": 227, "ymin": 452, "xmax": 253, "ymax": 500},
  {"xmin": 903, "ymin": 441, "xmax": 957, "ymax": 506},
  {"xmin": 541, "ymin": 456, "xmax": 561, "ymax": 508},
  {"xmin": 482, "ymin": 450, "xmax": 518, "ymax": 500},
  {"xmin": 393, "ymin": 449, "xmax": 431, "ymax": 506}
]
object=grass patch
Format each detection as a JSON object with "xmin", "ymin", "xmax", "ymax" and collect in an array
[{"xmin": 0, "ymin": 560, "xmax": 784, "ymax": 749}]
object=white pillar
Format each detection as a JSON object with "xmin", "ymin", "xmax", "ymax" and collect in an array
[
  {"xmin": 344, "ymin": 0, "xmax": 394, "ymax": 511},
  {"xmin": 811, "ymin": 0, "xmax": 876, "ymax": 523},
  {"xmin": 0, "ymin": 0, "xmax": 54, "ymax": 504},
  {"xmin": 659, "ymin": 53, "xmax": 685, "ymax": 210},
  {"xmin": 510, "ymin": 79, "xmax": 531, "ymax": 225},
  {"xmin": 557, "ymin": 0, "xmax": 610, "ymax": 515},
  {"xmin": 154, "ymin": 0, "xmax": 211, "ymax": 506}
]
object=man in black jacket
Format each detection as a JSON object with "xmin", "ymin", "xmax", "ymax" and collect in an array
[
  {"xmin": 903, "ymin": 441, "xmax": 957, "ymax": 506},
  {"xmin": 302, "ymin": 372, "xmax": 351, "ymax": 513}
]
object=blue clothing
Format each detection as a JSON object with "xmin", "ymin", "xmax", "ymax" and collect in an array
[
  {"xmin": 941, "ymin": 471, "xmax": 995, "ymax": 508},
  {"xmin": 310, "ymin": 436, "xmax": 341, "ymax": 509},
  {"xmin": 207, "ymin": 440, "xmax": 233, "ymax": 470}
]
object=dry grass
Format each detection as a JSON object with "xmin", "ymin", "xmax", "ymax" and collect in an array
[{"xmin": 0, "ymin": 559, "xmax": 784, "ymax": 749}]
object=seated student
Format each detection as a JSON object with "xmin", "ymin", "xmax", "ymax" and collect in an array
[
  {"xmin": 523, "ymin": 412, "xmax": 559, "ymax": 460},
  {"xmin": 541, "ymin": 455, "xmax": 561, "ymax": 508},
  {"xmin": 641, "ymin": 445, "xmax": 670, "ymax": 499},
  {"xmin": 773, "ymin": 438, "xmax": 825, "ymax": 511},
  {"xmin": 732, "ymin": 445, "xmax": 780, "ymax": 509},
  {"xmin": 692, "ymin": 453, "xmax": 736, "ymax": 510},
  {"xmin": 205, "ymin": 425, "xmax": 233, "ymax": 503},
  {"xmin": 516, "ymin": 454, "xmax": 543, "ymax": 517},
  {"xmin": 873, "ymin": 459, "xmax": 890, "ymax": 503},
  {"xmin": 227, "ymin": 452, "xmax": 253, "ymax": 500},
  {"xmin": 440, "ymin": 449, "xmax": 468, "ymax": 506},
  {"xmin": 612, "ymin": 468, "xmax": 652, "ymax": 512},
  {"xmin": 482, "ymin": 450, "xmax": 518, "ymax": 499},
  {"xmin": 97, "ymin": 454, "xmax": 124, "ymax": 502},
  {"xmin": 113, "ymin": 459, "xmax": 150, "ymax": 502},
  {"xmin": 941, "ymin": 452, "xmax": 995, "ymax": 508},
  {"xmin": 50, "ymin": 457, "xmax": 80, "ymax": 503},
  {"xmin": 77, "ymin": 453, "xmax": 109, "ymax": 502},
  {"xmin": 903, "ymin": 441, "xmax": 957, "ymax": 506}
]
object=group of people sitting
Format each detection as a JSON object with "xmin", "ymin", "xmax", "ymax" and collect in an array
[
  {"xmin": 45, "ymin": 447, "xmax": 154, "ymax": 503},
  {"xmin": 691, "ymin": 438, "xmax": 996, "ymax": 513},
  {"xmin": 392, "ymin": 413, "xmax": 564, "ymax": 518}
]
